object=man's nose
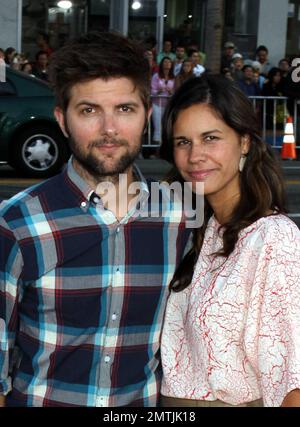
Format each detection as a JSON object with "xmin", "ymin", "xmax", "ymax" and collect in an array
[{"xmin": 101, "ymin": 113, "xmax": 118, "ymax": 136}]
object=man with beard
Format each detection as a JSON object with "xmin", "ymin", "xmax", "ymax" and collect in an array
[{"xmin": 0, "ymin": 32, "xmax": 191, "ymax": 407}]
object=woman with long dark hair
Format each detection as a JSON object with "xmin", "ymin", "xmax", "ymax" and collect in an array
[
  {"xmin": 151, "ymin": 56, "xmax": 175, "ymax": 145},
  {"xmin": 262, "ymin": 67, "xmax": 284, "ymax": 129},
  {"xmin": 159, "ymin": 76, "xmax": 300, "ymax": 407},
  {"xmin": 174, "ymin": 59, "xmax": 194, "ymax": 91}
]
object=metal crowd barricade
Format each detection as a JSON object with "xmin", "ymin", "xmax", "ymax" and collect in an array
[
  {"xmin": 143, "ymin": 95, "xmax": 300, "ymax": 150},
  {"xmin": 249, "ymin": 96, "xmax": 299, "ymax": 149}
]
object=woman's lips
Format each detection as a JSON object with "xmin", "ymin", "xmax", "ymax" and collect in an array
[{"xmin": 188, "ymin": 169, "xmax": 216, "ymax": 180}]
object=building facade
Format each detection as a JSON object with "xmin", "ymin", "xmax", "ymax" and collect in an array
[
  {"xmin": 0, "ymin": 0, "xmax": 298, "ymax": 70},
  {"xmin": 223, "ymin": 0, "xmax": 291, "ymax": 66}
]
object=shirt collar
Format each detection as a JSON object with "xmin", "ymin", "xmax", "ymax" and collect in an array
[
  {"xmin": 66, "ymin": 155, "xmax": 149, "ymax": 209},
  {"xmin": 67, "ymin": 156, "xmax": 94, "ymax": 202}
]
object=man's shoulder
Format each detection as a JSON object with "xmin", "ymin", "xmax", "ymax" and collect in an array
[{"xmin": 0, "ymin": 171, "xmax": 66, "ymax": 220}]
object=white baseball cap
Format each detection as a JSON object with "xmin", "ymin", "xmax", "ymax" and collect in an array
[{"xmin": 232, "ymin": 53, "xmax": 243, "ymax": 60}]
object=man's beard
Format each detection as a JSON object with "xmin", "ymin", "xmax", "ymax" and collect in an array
[{"xmin": 68, "ymin": 136, "xmax": 141, "ymax": 182}]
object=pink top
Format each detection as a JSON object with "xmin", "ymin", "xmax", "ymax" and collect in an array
[
  {"xmin": 161, "ymin": 214, "xmax": 300, "ymax": 407},
  {"xmin": 151, "ymin": 73, "xmax": 174, "ymax": 108}
]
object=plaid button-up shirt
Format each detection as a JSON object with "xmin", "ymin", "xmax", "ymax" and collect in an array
[{"xmin": 0, "ymin": 159, "xmax": 191, "ymax": 407}]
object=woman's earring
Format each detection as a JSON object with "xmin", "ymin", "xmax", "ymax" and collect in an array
[{"xmin": 239, "ymin": 155, "xmax": 247, "ymax": 172}]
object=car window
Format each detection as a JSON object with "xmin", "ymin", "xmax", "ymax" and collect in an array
[{"xmin": 0, "ymin": 80, "xmax": 16, "ymax": 96}]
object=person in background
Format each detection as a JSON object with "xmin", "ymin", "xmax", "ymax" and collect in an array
[
  {"xmin": 151, "ymin": 56, "xmax": 175, "ymax": 146},
  {"xmin": 31, "ymin": 50, "xmax": 49, "ymax": 81},
  {"xmin": 262, "ymin": 67, "xmax": 283, "ymax": 96},
  {"xmin": 21, "ymin": 62, "xmax": 33, "ymax": 75},
  {"xmin": 221, "ymin": 67, "xmax": 234, "ymax": 81},
  {"xmin": 281, "ymin": 59, "xmax": 300, "ymax": 116},
  {"xmin": 262, "ymin": 67, "xmax": 284, "ymax": 129},
  {"xmin": 144, "ymin": 49, "xmax": 159, "ymax": 75},
  {"xmin": 251, "ymin": 60, "xmax": 266, "ymax": 90},
  {"xmin": 230, "ymin": 53, "xmax": 244, "ymax": 81},
  {"xmin": 256, "ymin": 45, "xmax": 273, "ymax": 77},
  {"xmin": 173, "ymin": 44, "xmax": 186, "ymax": 76},
  {"xmin": 187, "ymin": 49, "xmax": 205, "ymax": 77},
  {"xmin": 238, "ymin": 65, "xmax": 261, "ymax": 97},
  {"xmin": 4, "ymin": 47, "xmax": 16, "ymax": 66},
  {"xmin": 0, "ymin": 48, "xmax": 5, "ymax": 60},
  {"xmin": 278, "ymin": 58, "xmax": 290, "ymax": 79},
  {"xmin": 186, "ymin": 40, "xmax": 206, "ymax": 66},
  {"xmin": 175, "ymin": 59, "xmax": 194, "ymax": 90},
  {"xmin": 36, "ymin": 32, "xmax": 54, "ymax": 57},
  {"xmin": 220, "ymin": 41, "xmax": 235, "ymax": 73},
  {"xmin": 157, "ymin": 39, "xmax": 176, "ymax": 65},
  {"xmin": 278, "ymin": 58, "xmax": 291, "ymax": 97},
  {"xmin": 159, "ymin": 75, "xmax": 300, "ymax": 407},
  {"xmin": 9, "ymin": 52, "xmax": 28, "ymax": 71},
  {"xmin": 0, "ymin": 31, "xmax": 191, "ymax": 408},
  {"xmin": 11, "ymin": 54, "xmax": 21, "ymax": 70},
  {"xmin": 143, "ymin": 35, "xmax": 157, "ymax": 62}
]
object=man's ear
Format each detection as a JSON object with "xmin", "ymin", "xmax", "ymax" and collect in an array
[
  {"xmin": 147, "ymin": 106, "xmax": 153, "ymax": 123},
  {"xmin": 54, "ymin": 107, "xmax": 69, "ymax": 138},
  {"xmin": 147, "ymin": 107, "xmax": 153, "ymax": 130},
  {"xmin": 143, "ymin": 108, "xmax": 153, "ymax": 134}
]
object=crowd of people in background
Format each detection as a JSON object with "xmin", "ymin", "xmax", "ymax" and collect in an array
[
  {"xmin": 0, "ymin": 32, "xmax": 52, "ymax": 81},
  {"xmin": 220, "ymin": 41, "xmax": 294, "ymax": 102},
  {"xmin": 140, "ymin": 36, "xmax": 298, "ymax": 150},
  {"xmin": 220, "ymin": 41, "xmax": 300, "ymax": 133},
  {"xmin": 1, "ymin": 33, "xmax": 299, "ymax": 150}
]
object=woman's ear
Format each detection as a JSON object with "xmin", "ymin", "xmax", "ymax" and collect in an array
[{"xmin": 241, "ymin": 134, "xmax": 250, "ymax": 155}]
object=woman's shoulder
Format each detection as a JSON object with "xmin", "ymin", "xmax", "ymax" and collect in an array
[
  {"xmin": 151, "ymin": 72, "xmax": 159, "ymax": 81},
  {"xmin": 241, "ymin": 214, "xmax": 300, "ymax": 246},
  {"xmin": 254, "ymin": 213, "xmax": 298, "ymax": 230}
]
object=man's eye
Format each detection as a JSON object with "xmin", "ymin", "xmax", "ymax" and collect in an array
[
  {"xmin": 82, "ymin": 107, "xmax": 95, "ymax": 114},
  {"xmin": 119, "ymin": 105, "xmax": 132, "ymax": 113}
]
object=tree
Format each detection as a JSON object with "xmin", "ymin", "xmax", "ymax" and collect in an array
[{"xmin": 204, "ymin": 0, "xmax": 225, "ymax": 74}]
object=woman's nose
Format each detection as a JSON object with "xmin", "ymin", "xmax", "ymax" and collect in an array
[{"xmin": 188, "ymin": 143, "xmax": 207, "ymax": 163}]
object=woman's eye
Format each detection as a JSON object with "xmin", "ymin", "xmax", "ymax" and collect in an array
[
  {"xmin": 175, "ymin": 139, "xmax": 190, "ymax": 147},
  {"xmin": 204, "ymin": 135, "xmax": 218, "ymax": 142}
]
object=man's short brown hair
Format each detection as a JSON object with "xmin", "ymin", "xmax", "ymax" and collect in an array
[{"xmin": 49, "ymin": 31, "xmax": 151, "ymax": 112}]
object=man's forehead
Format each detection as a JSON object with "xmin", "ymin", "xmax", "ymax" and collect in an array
[
  {"xmin": 68, "ymin": 77, "xmax": 144, "ymax": 105},
  {"xmin": 70, "ymin": 77, "xmax": 136, "ymax": 94}
]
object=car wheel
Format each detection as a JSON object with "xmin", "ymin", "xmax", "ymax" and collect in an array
[{"xmin": 13, "ymin": 126, "xmax": 69, "ymax": 178}]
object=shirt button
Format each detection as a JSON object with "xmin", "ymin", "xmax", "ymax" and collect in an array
[
  {"xmin": 112, "ymin": 314, "xmax": 117, "ymax": 321},
  {"xmin": 81, "ymin": 201, "xmax": 87, "ymax": 208},
  {"xmin": 104, "ymin": 356, "xmax": 111, "ymax": 363},
  {"xmin": 116, "ymin": 227, "xmax": 120, "ymax": 233}
]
